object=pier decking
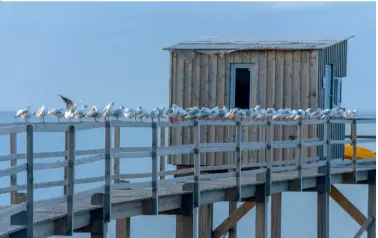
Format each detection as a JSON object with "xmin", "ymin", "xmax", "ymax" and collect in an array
[{"xmin": 0, "ymin": 118, "xmax": 375, "ymax": 238}]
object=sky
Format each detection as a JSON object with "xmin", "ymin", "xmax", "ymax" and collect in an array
[{"xmin": 0, "ymin": 1, "xmax": 376, "ymax": 113}]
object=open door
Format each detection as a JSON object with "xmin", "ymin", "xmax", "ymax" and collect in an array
[{"xmin": 230, "ymin": 64, "xmax": 254, "ymax": 109}]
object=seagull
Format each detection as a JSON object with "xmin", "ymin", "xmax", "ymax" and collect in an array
[
  {"xmin": 102, "ymin": 101, "xmax": 115, "ymax": 121},
  {"xmin": 135, "ymin": 106, "xmax": 148, "ymax": 121},
  {"xmin": 124, "ymin": 108, "xmax": 137, "ymax": 120},
  {"xmin": 112, "ymin": 106, "xmax": 124, "ymax": 121},
  {"xmin": 74, "ymin": 105, "xmax": 88, "ymax": 121},
  {"xmin": 185, "ymin": 107, "xmax": 200, "ymax": 120},
  {"xmin": 35, "ymin": 105, "xmax": 48, "ymax": 122},
  {"xmin": 85, "ymin": 106, "xmax": 102, "ymax": 122},
  {"xmin": 57, "ymin": 94, "xmax": 81, "ymax": 121},
  {"xmin": 147, "ymin": 108, "xmax": 160, "ymax": 122},
  {"xmin": 48, "ymin": 108, "xmax": 64, "ymax": 123},
  {"xmin": 15, "ymin": 105, "xmax": 31, "ymax": 121}
]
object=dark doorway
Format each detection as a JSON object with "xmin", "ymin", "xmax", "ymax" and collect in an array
[{"xmin": 234, "ymin": 68, "xmax": 251, "ymax": 109}]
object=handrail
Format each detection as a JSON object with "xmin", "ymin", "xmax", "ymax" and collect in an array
[{"xmin": 0, "ymin": 118, "xmax": 375, "ymax": 236}]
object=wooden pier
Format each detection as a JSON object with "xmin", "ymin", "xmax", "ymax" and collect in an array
[{"xmin": 0, "ymin": 118, "xmax": 375, "ymax": 238}]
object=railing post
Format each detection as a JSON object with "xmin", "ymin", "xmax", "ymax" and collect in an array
[
  {"xmin": 297, "ymin": 120, "xmax": 303, "ymax": 191},
  {"xmin": 267, "ymin": 121, "xmax": 273, "ymax": 196},
  {"xmin": 160, "ymin": 126, "xmax": 167, "ymax": 180},
  {"xmin": 26, "ymin": 125, "xmax": 34, "ymax": 238},
  {"xmin": 151, "ymin": 122, "xmax": 159, "ymax": 215},
  {"xmin": 10, "ymin": 133, "xmax": 17, "ymax": 204},
  {"xmin": 351, "ymin": 119, "xmax": 357, "ymax": 182},
  {"xmin": 114, "ymin": 126, "xmax": 120, "ymax": 183},
  {"xmin": 235, "ymin": 121, "xmax": 242, "ymax": 201},
  {"xmin": 193, "ymin": 120, "xmax": 201, "ymax": 238},
  {"xmin": 104, "ymin": 121, "xmax": 111, "ymax": 223},
  {"xmin": 66, "ymin": 125, "xmax": 75, "ymax": 235}
]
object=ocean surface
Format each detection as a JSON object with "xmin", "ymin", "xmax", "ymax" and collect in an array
[{"xmin": 0, "ymin": 111, "xmax": 376, "ymax": 238}]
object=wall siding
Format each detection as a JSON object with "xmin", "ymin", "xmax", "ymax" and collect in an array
[
  {"xmin": 168, "ymin": 49, "xmax": 320, "ymax": 166},
  {"xmin": 317, "ymin": 41, "xmax": 348, "ymax": 161}
]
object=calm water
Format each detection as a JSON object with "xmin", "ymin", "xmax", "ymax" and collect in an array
[{"xmin": 0, "ymin": 111, "xmax": 375, "ymax": 238}]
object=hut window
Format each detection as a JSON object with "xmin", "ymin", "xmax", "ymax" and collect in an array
[
  {"xmin": 230, "ymin": 64, "xmax": 254, "ymax": 109},
  {"xmin": 333, "ymin": 77, "xmax": 342, "ymax": 106}
]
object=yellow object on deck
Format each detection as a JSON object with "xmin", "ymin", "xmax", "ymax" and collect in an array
[{"xmin": 344, "ymin": 144, "xmax": 376, "ymax": 160}]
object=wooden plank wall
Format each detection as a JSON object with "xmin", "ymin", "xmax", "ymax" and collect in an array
[
  {"xmin": 168, "ymin": 49, "xmax": 320, "ymax": 166},
  {"xmin": 317, "ymin": 41, "xmax": 348, "ymax": 160}
]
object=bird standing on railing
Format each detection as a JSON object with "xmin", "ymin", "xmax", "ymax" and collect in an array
[
  {"xmin": 74, "ymin": 105, "xmax": 88, "ymax": 122},
  {"xmin": 102, "ymin": 101, "xmax": 115, "ymax": 121},
  {"xmin": 57, "ymin": 94, "xmax": 81, "ymax": 121},
  {"xmin": 15, "ymin": 105, "xmax": 32, "ymax": 123},
  {"xmin": 124, "ymin": 107, "xmax": 137, "ymax": 120},
  {"xmin": 85, "ymin": 106, "xmax": 102, "ymax": 122},
  {"xmin": 48, "ymin": 108, "xmax": 64, "ymax": 123},
  {"xmin": 35, "ymin": 105, "xmax": 48, "ymax": 122},
  {"xmin": 112, "ymin": 106, "xmax": 125, "ymax": 121}
]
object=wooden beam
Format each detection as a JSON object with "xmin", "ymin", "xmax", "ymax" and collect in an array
[
  {"xmin": 317, "ymin": 191, "xmax": 329, "ymax": 238},
  {"xmin": 212, "ymin": 202, "xmax": 255, "ymax": 238},
  {"xmin": 271, "ymin": 193, "xmax": 282, "ymax": 238},
  {"xmin": 330, "ymin": 185, "xmax": 367, "ymax": 226},
  {"xmin": 367, "ymin": 180, "xmax": 376, "ymax": 238}
]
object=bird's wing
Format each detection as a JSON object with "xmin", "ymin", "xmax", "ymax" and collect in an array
[{"xmin": 57, "ymin": 94, "xmax": 74, "ymax": 111}]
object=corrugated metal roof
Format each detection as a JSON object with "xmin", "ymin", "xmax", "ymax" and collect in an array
[{"xmin": 163, "ymin": 36, "xmax": 354, "ymax": 51}]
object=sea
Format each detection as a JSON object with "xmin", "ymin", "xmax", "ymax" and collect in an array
[{"xmin": 0, "ymin": 111, "xmax": 376, "ymax": 238}]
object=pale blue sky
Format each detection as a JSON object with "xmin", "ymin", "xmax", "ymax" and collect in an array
[{"xmin": 0, "ymin": 1, "xmax": 375, "ymax": 112}]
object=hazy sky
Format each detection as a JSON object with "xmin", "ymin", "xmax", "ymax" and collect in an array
[{"xmin": 0, "ymin": 2, "xmax": 375, "ymax": 112}]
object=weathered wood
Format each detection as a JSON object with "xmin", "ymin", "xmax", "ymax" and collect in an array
[
  {"xmin": 212, "ymin": 202, "xmax": 255, "ymax": 238},
  {"xmin": 329, "ymin": 185, "xmax": 366, "ymax": 226},
  {"xmin": 151, "ymin": 122, "xmax": 159, "ymax": 215},
  {"xmin": 228, "ymin": 202, "xmax": 238, "ymax": 238},
  {"xmin": 104, "ymin": 121, "xmax": 111, "ymax": 223},
  {"xmin": 193, "ymin": 121, "xmax": 201, "ymax": 237},
  {"xmin": 10, "ymin": 133, "xmax": 17, "ymax": 205},
  {"xmin": 271, "ymin": 194, "xmax": 282, "ymax": 238},
  {"xmin": 367, "ymin": 174, "xmax": 376, "ymax": 238},
  {"xmin": 354, "ymin": 216, "xmax": 374, "ymax": 238},
  {"xmin": 64, "ymin": 130, "xmax": 69, "ymax": 195},
  {"xmin": 282, "ymin": 51, "xmax": 293, "ymax": 162},
  {"xmin": 66, "ymin": 125, "xmax": 75, "ymax": 235},
  {"xmin": 215, "ymin": 53, "xmax": 226, "ymax": 165},
  {"xmin": 255, "ymin": 185, "xmax": 268, "ymax": 238},
  {"xmin": 160, "ymin": 127, "xmax": 167, "ymax": 180}
]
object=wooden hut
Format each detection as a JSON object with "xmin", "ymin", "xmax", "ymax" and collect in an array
[{"xmin": 163, "ymin": 36, "xmax": 352, "ymax": 167}]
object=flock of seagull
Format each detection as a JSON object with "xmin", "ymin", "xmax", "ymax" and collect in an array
[{"xmin": 14, "ymin": 94, "xmax": 358, "ymax": 124}]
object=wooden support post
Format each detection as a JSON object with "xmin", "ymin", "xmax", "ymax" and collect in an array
[
  {"xmin": 91, "ymin": 194, "xmax": 109, "ymax": 238},
  {"xmin": 212, "ymin": 202, "xmax": 255, "ymax": 238},
  {"xmin": 271, "ymin": 193, "xmax": 282, "ymax": 238},
  {"xmin": 64, "ymin": 130, "xmax": 69, "ymax": 195},
  {"xmin": 10, "ymin": 125, "xmax": 34, "ymax": 238},
  {"xmin": 193, "ymin": 121, "xmax": 200, "ymax": 238},
  {"xmin": 66, "ymin": 125, "xmax": 75, "ymax": 235},
  {"xmin": 367, "ymin": 171, "xmax": 376, "ymax": 238},
  {"xmin": 10, "ymin": 133, "xmax": 17, "ymax": 204},
  {"xmin": 104, "ymin": 121, "xmax": 111, "ymax": 223},
  {"xmin": 228, "ymin": 202, "xmax": 237, "ymax": 238},
  {"xmin": 317, "ymin": 119, "xmax": 331, "ymax": 238},
  {"xmin": 114, "ymin": 127, "xmax": 131, "ymax": 238},
  {"xmin": 160, "ymin": 126, "xmax": 167, "ymax": 180},
  {"xmin": 351, "ymin": 119, "xmax": 357, "ymax": 183},
  {"xmin": 151, "ymin": 122, "xmax": 159, "ymax": 215}
]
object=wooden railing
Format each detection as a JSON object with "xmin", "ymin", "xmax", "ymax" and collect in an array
[{"xmin": 0, "ymin": 118, "xmax": 375, "ymax": 236}]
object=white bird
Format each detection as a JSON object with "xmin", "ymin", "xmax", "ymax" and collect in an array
[
  {"xmin": 135, "ymin": 106, "xmax": 148, "ymax": 121},
  {"xmin": 102, "ymin": 101, "xmax": 115, "ymax": 121},
  {"xmin": 57, "ymin": 94, "xmax": 81, "ymax": 121},
  {"xmin": 74, "ymin": 105, "xmax": 88, "ymax": 121},
  {"xmin": 209, "ymin": 106, "xmax": 220, "ymax": 120},
  {"xmin": 124, "ymin": 108, "xmax": 137, "ymax": 120},
  {"xmin": 185, "ymin": 107, "xmax": 200, "ymax": 120},
  {"xmin": 15, "ymin": 105, "xmax": 31, "ymax": 122},
  {"xmin": 48, "ymin": 108, "xmax": 64, "ymax": 122},
  {"xmin": 147, "ymin": 108, "xmax": 160, "ymax": 122},
  {"xmin": 85, "ymin": 106, "xmax": 103, "ymax": 122},
  {"xmin": 112, "ymin": 106, "xmax": 125, "ymax": 121},
  {"xmin": 35, "ymin": 105, "xmax": 48, "ymax": 122}
]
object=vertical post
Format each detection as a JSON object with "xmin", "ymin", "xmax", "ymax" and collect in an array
[
  {"xmin": 151, "ymin": 122, "xmax": 159, "ymax": 215},
  {"xmin": 66, "ymin": 125, "xmax": 75, "ymax": 235},
  {"xmin": 193, "ymin": 121, "xmax": 201, "ymax": 238},
  {"xmin": 367, "ymin": 171, "xmax": 376, "ymax": 238},
  {"xmin": 297, "ymin": 120, "xmax": 303, "ymax": 191},
  {"xmin": 114, "ymin": 127, "xmax": 130, "ymax": 238},
  {"xmin": 64, "ymin": 130, "xmax": 69, "ymax": 195},
  {"xmin": 26, "ymin": 125, "xmax": 34, "ymax": 238},
  {"xmin": 10, "ymin": 133, "xmax": 17, "ymax": 204},
  {"xmin": 317, "ymin": 119, "xmax": 331, "ymax": 238},
  {"xmin": 351, "ymin": 119, "xmax": 357, "ymax": 182},
  {"xmin": 255, "ymin": 122, "xmax": 271, "ymax": 238},
  {"xmin": 235, "ymin": 121, "xmax": 242, "ymax": 201},
  {"xmin": 104, "ymin": 121, "xmax": 111, "ymax": 223},
  {"xmin": 160, "ymin": 126, "xmax": 167, "ymax": 180}
]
